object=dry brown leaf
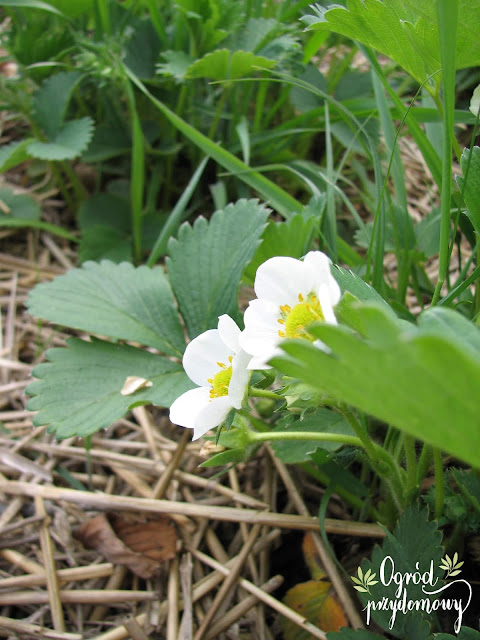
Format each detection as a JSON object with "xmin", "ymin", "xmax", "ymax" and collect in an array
[{"xmin": 75, "ymin": 513, "xmax": 178, "ymax": 579}]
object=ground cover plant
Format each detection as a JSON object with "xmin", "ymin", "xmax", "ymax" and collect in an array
[{"xmin": 1, "ymin": 0, "xmax": 480, "ymax": 637}]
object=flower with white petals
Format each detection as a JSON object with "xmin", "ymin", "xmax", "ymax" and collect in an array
[
  {"xmin": 239, "ymin": 251, "xmax": 341, "ymax": 369},
  {"xmin": 169, "ymin": 315, "xmax": 251, "ymax": 440}
]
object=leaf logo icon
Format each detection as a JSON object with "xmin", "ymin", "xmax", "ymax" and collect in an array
[
  {"xmin": 351, "ymin": 566, "xmax": 378, "ymax": 595},
  {"xmin": 439, "ymin": 552, "xmax": 464, "ymax": 579}
]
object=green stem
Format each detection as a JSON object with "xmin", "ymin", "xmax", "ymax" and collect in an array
[
  {"xmin": 247, "ymin": 429, "xmax": 363, "ymax": 448},
  {"xmin": 433, "ymin": 447, "xmax": 445, "ymax": 518},
  {"xmin": 340, "ymin": 408, "xmax": 405, "ymax": 508},
  {"xmin": 416, "ymin": 443, "xmax": 433, "ymax": 486},
  {"xmin": 403, "ymin": 435, "xmax": 417, "ymax": 495},
  {"xmin": 50, "ymin": 163, "xmax": 74, "ymax": 211},
  {"xmin": 432, "ymin": 0, "xmax": 458, "ymax": 305},
  {"xmin": 208, "ymin": 87, "xmax": 230, "ymax": 141},
  {"xmin": 61, "ymin": 160, "xmax": 87, "ymax": 204},
  {"xmin": 248, "ymin": 387, "xmax": 279, "ymax": 400}
]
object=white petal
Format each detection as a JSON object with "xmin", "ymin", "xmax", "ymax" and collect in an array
[
  {"xmin": 304, "ymin": 251, "xmax": 341, "ymax": 306},
  {"xmin": 183, "ymin": 329, "xmax": 233, "ymax": 387},
  {"xmin": 194, "ymin": 396, "xmax": 232, "ymax": 439},
  {"xmin": 254, "ymin": 256, "xmax": 314, "ymax": 306},
  {"xmin": 228, "ymin": 349, "xmax": 251, "ymax": 408},
  {"xmin": 247, "ymin": 346, "xmax": 284, "ymax": 370},
  {"xmin": 169, "ymin": 387, "xmax": 211, "ymax": 430},
  {"xmin": 218, "ymin": 314, "xmax": 241, "ymax": 352},
  {"xmin": 240, "ymin": 299, "xmax": 282, "ymax": 358},
  {"xmin": 317, "ymin": 283, "xmax": 338, "ymax": 325}
]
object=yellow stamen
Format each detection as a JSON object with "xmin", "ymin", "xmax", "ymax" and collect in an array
[
  {"xmin": 217, "ymin": 361, "xmax": 226, "ymax": 369},
  {"xmin": 228, "ymin": 355, "xmax": 233, "ymax": 363},
  {"xmin": 277, "ymin": 292, "xmax": 325, "ymax": 341},
  {"xmin": 207, "ymin": 378, "xmax": 213, "ymax": 384}
]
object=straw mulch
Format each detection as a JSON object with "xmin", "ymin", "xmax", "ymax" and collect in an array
[{"xmin": 0, "ymin": 228, "xmax": 387, "ymax": 640}]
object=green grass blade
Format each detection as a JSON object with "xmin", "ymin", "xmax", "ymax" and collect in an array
[
  {"xmin": 324, "ymin": 101, "xmax": 337, "ymax": 260},
  {"xmin": 371, "ymin": 68, "xmax": 413, "ymax": 303},
  {"xmin": 124, "ymin": 79, "xmax": 145, "ymax": 263},
  {"xmin": 122, "ymin": 65, "xmax": 303, "ymax": 219},
  {"xmin": 362, "ymin": 47, "xmax": 442, "ymax": 189},
  {"xmin": 432, "ymin": 0, "xmax": 458, "ymax": 304},
  {"xmin": 147, "ymin": 156, "xmax": 209, "ymax": 267},
  {"xmin": 0, "ymin": 218, "xmax": 78, "ymax": 242}
]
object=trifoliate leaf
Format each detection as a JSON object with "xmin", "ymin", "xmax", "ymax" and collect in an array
[
  {"xmin": 26, "ymin": 338, "xmax": 193, "ymax": 439},
  {"xmin": 32, "ymin": 71, "xmax": 82, "ymax": 139},
  {"xmin": 167, "ymin": 199, "xmax": 269, "ymax": 339},
  {"xmin": 27, "ymin": 260, "xmax": 186, "ymax": 357},
  {"xmin": 28, "ymin": 117, "xmax": 94, "ymax": 161},
  {"xmin": 272, "ymin": 300, "xmax": 480, "ymax": 467}
]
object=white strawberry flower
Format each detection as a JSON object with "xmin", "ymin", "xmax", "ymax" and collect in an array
[
  {"xmin": 169, "ymin": 315, "xmax": 251, "ymax": 440},
  {"xmin": 239, "ymin": 251, "xmax": 341, "ymax": 369}
]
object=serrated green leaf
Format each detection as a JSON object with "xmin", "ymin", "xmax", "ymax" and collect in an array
[
  {"xmin": 271, "ymin": 409, "xmax": 355, "ymax": 464},
  {"xmin": 26, "ymin": 338, "xmax": 193, "ymax": 439},
  {"xmin": 186, "ymin": 48, "xmax": 276, "ymax": 80},
  {"xmin": 302, "ymin": 0, "xmax": 480, "ymax": 85},
  {"xmin": 32, "ymin": 71, "xmax": 82, "ymax": 139},
  {"xmin": 27, "ymin": 261, "xmax": 186, "ymax": 357},
  {"xmin": 457, "ymin": 147, "xmax": 480, "ymax": 235},
  {"xmin": 272, "ymin": 301, "xmax": 480, "ymax": 467},
  {"xmin": 0, "ymin": 139, "xmax": 35, "ymax": 173},
  {"xmin": 0, "ymin": 187, "xmax": 41, "ymax": 220},
  {"xmin": 331, "ymin": 265, "xmax": 389, "ymax": 308},
  {"xmin": 243, "ymin": 214, "xmax": 316, "ymax": 286},
  {"xmin": 28, "ymin": 117, "xmax": 94, "ymax": 161},
  {"xmin": 167, "ymin": 199, "xmax": 269, "ymax": 339}
]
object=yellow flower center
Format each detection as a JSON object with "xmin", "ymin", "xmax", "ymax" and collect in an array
[
  {"xmin": 277, "ymin": 293, "xmax": 325, "ymax": 341},
  {"xmin": 207, "ymin": 357, "xmax": 233, "ymax": 399}
]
